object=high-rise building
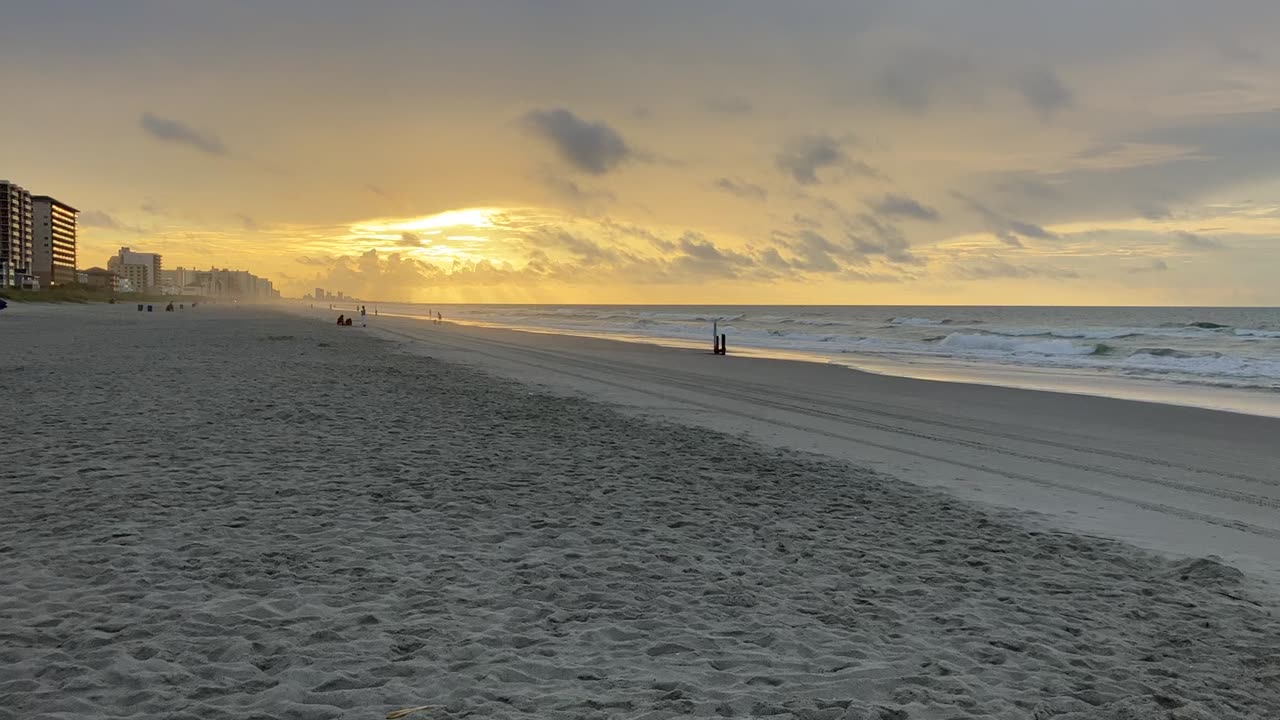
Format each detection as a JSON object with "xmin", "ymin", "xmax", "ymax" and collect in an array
[
  {"xmin": 32, "ymin": 196, "xmax": 78, "ymax": 287},
  {"xmin": 315, "ymin": 287, "xmax": 325, "ymax": 301},
  {"xmin": 0, "ymin": 180, "xmax": 34, "ymax": 288},
  {"xmin": 107, "ymin": 247, "xmax": 162, "ymax": 291}
]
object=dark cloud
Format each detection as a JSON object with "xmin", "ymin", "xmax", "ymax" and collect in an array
[
  {"xmin": 1173, "ymin": 231, "xmax": 1226, "ymax": 250},
  {"xmin": 702, "ymin": 96, "xmax": 754, "ymax": 115},
  {"xmin": 79, "ymin": 210, "xmax": 144, "ymax": 233},
  {"xmin": 1215, "ymin": 39, "xmax": 1265, "ymax": 65},
  {"xmin": 871, "ymin": 193, "xmax": 940, "ymax": 222},
  {"xmin": 954, "ymin": 258, "xmax": 1080, "ymax": 280},
  {"xmin": 1136, "ymin": 202, "xmax": 1173, "ymax": 220},
  {"xmin": 1013, "ymin": 67, "xmax": 1074, "ymax": 118},
  {"xmin": 851, "ymin": 213, "xmax": 923, "ymax": 265},
  {"xmin": 713, "ymin": 177, "xmax": 767, "ymax": 201},
  {"xmin": 236, "ymin": 214, "xmax": 258, "ymax": 232},
  {"xmin": 792, "ymin": 213, "xmax": 823, "ymax": 228},
  {"xmin": 981, "ymin": 110, "xmax": 1280, "ymax": 226},
  {"xmin": 539, "ymin": 172, "xmax": 617, "ymax": 209},
  {"xmin": 139, "ymin": 112, "xmax": 227, "ymax": 155},
  {"xmin": 875, "ymin": 50, "xmax": 978, "ymax": 113},
  {"xmin": 952, "ymin": 192, "xmax": 1056, "ymax": 245},
  {"xmin": 398, "ymin": 231, "xmax": 424, "ymax": 247},
  {"xmin": 776, "ymin": 135, "xmax": 854, "ymax": 185},
  {"xmin": 522, "ymin": 108, "xmax": 632, "ymax": 175},
  {"xmin": 1129, "ymin": 259, "xmax": 1169, "ymax": 274},
  {"xmin": 365, "ymin": 184, "xmax": 393, "ymax": 201},
  {"xmin": 785, "ymin": 230, "xmax": 842, "ymax": 272}
]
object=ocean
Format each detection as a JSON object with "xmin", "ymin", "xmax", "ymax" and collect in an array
[{"xmin": 356, "ymin": 303, "xmax": 1280, "ymax": 414}]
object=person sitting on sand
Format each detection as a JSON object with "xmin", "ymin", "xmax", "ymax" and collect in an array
[{"xmin": 336, "ymin": 314, "xmax": 345, "ymax": 325}]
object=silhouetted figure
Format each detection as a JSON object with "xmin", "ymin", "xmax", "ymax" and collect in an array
[
  {"xmin": 336, "ymin": 314, "xmax": 345, "ymax": 325},
  {"xmin": 360, "ymin": 305, "xmax": 367, "ymax": 327}
]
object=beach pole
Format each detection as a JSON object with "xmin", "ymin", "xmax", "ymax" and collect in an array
[{"xmin": 720, "ymin": 333, "xmax": 727, "ymax": 355}]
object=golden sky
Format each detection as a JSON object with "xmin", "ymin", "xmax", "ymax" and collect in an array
[{"xmin": 5, "ymin": 1, "xmax": 1280, "ymax": 304}]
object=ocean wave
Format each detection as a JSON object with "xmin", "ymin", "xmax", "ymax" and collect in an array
[
  {"xmin": 1235, "ymin": 328, "xmax": 1280, "ymax": 338},
  {"xmin": 939, "ymin": 333, "xmax": 1099, "ymax": 356},
  {"xmin": 888, "ymin": 317, "xmax": 951, "ymax": 326},
  {"xmin": 1125, "ymin": 350, "xmax": 1280, "ymax": 379}
]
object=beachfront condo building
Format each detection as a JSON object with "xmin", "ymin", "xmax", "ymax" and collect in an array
[
  {"xmin": 107, "ymin": 247, "xmax": 162, "ymax": 291},
  {"xmin": 32, "ymin": 196, "xmax": 79, "ymax": 288},
  {"xmin": 1, "ymin": 180, "xmax": 35, "ymax": 289},
  {"xmin": 80, "ymin": 267, "xmax": 119, "ymax": 291},
  {"xmin": 315, "ymin": 287, "xmax": 325, "ymax": 301}
]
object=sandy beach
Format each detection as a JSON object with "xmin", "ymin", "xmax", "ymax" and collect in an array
[{"xmin": 3, "ymin": 304, "xmax": 1279, "ymax": 719}]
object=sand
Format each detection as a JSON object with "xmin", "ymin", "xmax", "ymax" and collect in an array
[
  {"xmin": 348, "ymin": 311, "xmax": 1280, "ymax": 593},
  {"xmin": 2, "ymin": 304, "xmax": 1279, "ymax": 719}
]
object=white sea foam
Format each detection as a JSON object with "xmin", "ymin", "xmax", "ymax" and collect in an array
[
  {"xmin": 1234, "ymin": 328, "xmax": 1280, "ymax": 338},
  {"xmin": 889, "ymin": 316, "xmax": 949, "ymax": 326},
  {"xmin": 939, "ymin": 333, "xmax": 1099, "ymax": 356},
  {"xmin": 1124, "ymin": 351, "xmax": 1280, "ymax": 379}
]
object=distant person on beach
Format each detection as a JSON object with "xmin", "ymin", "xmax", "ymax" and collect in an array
[
  {"xmin": 360, "ymin": 306, "xmax": 367, "ymax": 327},
  {"xmin": 336, "ymin": 314, "xmax": 345, "ymax": 325},
  {"xmin": 436, "ymin": 311, "xmax": 442, "ymax": 325}
]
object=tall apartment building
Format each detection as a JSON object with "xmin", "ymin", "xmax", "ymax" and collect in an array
[
  {"xmin": 0, "ymin": 180, "xmax": 35, "ymax": 288},
  {"xmin": 107, "ymin": 247, "xmax": 162, "ymax": 291},
  {"xmin": 32, "ymin": 196, "xmax": 78, "ymax": 287}
]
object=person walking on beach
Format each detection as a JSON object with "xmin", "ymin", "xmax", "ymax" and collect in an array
[{"xmin": 360, "ymin": 305, "xmax": 367, "ymax": 327}]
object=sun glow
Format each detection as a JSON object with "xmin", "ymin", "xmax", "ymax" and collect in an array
[{"xmin": 352, "ymin": 207, "xmax": 502, "ymax": 236}]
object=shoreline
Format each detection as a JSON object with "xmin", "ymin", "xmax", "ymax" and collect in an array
[{"xmin": 332, "ymin": 305, "xmax": 1280, "ymax": 419}]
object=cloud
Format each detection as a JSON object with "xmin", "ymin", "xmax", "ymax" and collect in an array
[
  {"xmin": 365, "ymin": 184, "xmax": 393, "ymax": 201},
  {"xmin": 871, "ymin": 193, "xmax": 940, "ymax": 221},
  {"xmin": 522, "ymin": 108, "xmax": 632, "ymax": 175},
  {"xmin": 398, "ymin": 231, "xmax": 424, "ymax": 247},
  {"xmin": 784, "ymin": 230, "xmax": 843, "ymax": 272},
  {"xmin": 713, "ymin": 177, "xmax": 767, "ymax": 201},
  {"xmin": 702, "ymin": 96, "xmax": 754, "ymax": 115},
  {"xmin": 1129, "ymin": 259, "xmax": 1169, "ymax": 274},
  {"xmin": 79, "ymin": 210, "xmax": 144, "ymax": 233},
  {"xmin": 1013, "ymin": 67, "xmax": 1074, "ymax": 118},
  {"xmin": 952, "ymin": 192, "xmax": 1056, "ymax": 245},
  {"xmin": 850, "ymin": 213, "xmax": 923, "ymax": 265},
  {"xmin": 776, "ymin": 134, "xmax": 854, "ymax": 185},
  {"xmin": 875, "ymin": 49, "xmax": 978, "ymax": 113},
  {"xmin": 1173, "ymin": 231, "xmax": 1225, "ymax": 250},
  {"xmin": 139, "ymin": 112, "xmax": 227, "ymax": 155},
  {"xmin": 954, "ymin": 258, "xmax": 1080, "ymax": 280},
  {"xmin": 539, "ymin": 172, "xmax": 617, "ymax": 211},
  {"xmin": 236, "ymin": 214, "xmax": 259, "ymax": 232}
]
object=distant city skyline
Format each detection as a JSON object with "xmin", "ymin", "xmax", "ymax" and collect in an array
[{"xmin": 5, "ymin": 3, "xmax": 1280, "ymax": 304}]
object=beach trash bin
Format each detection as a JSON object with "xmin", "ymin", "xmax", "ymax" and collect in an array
[
  {"xmin": 137, "ymin": 304, "xmax": 143, "ymax": 311},
  {"xmin": 147, "ymin": 305, "xmax": 153, "ymax": 312}
]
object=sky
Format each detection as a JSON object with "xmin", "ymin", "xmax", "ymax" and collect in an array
[{"xmin": 4, "ymin": 1, "xmax": 1280, "ymax": 305}]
